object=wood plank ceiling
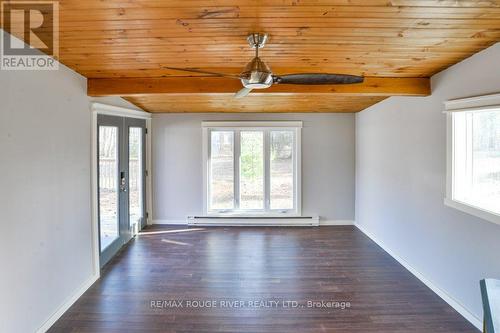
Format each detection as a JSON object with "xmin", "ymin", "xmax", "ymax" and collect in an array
[{"xmin": 3, "ymin": 0, "xmax": 500, "ymax": 112}]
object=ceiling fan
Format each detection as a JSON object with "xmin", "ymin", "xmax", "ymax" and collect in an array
[{"xmin": 164, "ymin": 33, "xmax": 364, "ymax": 98}]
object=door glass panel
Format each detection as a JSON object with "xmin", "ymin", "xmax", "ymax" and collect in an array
[
  {"xmin": 99, "ymin": 126, "xmax": 119, "ymax": 251},
  {"xmin": 240, "ymin": 131, "xmax": 264, "ymax": 209},
  {"xmin": 210, "ymin": 131, "xmax": 234, "ymax": 210},
  {"xmin": 270, "ymin": 131, "xmax": 294, "ymax": 210},
  {"xmin": 129, "ymin": 127, "xmax": 143, "ymax": 227}
]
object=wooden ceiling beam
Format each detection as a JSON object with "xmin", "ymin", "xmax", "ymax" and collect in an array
[{"xmin": 87, "ymin": 76, "xmax": 430, "ymax": 97}]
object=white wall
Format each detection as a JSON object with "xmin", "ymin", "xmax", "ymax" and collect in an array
[
  {"xmin": 152, "ymin": 113, "xmax": 355, "ymax": 222},
  {"xmin": 0, "ymin": 33, "xmax": 139, "ymax": 332},
  {"xmin": 356, "ymin": 43, "xmax": 500, "ymax": 326}
]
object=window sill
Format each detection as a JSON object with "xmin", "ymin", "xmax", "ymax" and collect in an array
[{"xmin": 444, "ymin": 197, "xmax": 500, "ymax": 226}]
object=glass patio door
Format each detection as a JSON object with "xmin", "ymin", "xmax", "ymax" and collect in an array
[{"xmin": 97, "ymin": 115, "xmax": 146, "ymax": 267}]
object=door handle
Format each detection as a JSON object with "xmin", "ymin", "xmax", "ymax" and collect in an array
[{"xmin": 120, "ymin": 172, "xmax": 127, "ymax": 192}]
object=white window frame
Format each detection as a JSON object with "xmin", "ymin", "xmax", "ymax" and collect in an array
[
  {"xmin": 444, "ymin": 93, "xmax": 500, "ymax": 226},
  {"xmin": 202, "ymin": 121, "xmax": 302, "ymax": 217}
]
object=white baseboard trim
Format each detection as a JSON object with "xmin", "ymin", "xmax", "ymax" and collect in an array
[
  {"xmin": 36, "ymin": 273, "xmax": 99, "ymax": 333},
  {"xmin": 320, "ymin": 220, "xmax": 355, "ymax": 226},
  {"xmin": 355, "ymin": 223, "xmax": 482, "ymax": 330},
  {"xmin": 154, "ymin": 219, "xmax": 354, "ymax": 227},
  {"xmin": 153, "ymin": 219, "xmax": 188, "ymax": 225}
]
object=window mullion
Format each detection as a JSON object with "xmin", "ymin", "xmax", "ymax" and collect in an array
[
  {"xmin": 207, "ymin": 129, "xmax": 212, "ymax": 211},
  {"xmin": 264, "ymin": 130, "xmax": 271, "ymax": 212},
  {"xmin": 465, "ymin": 113, "xmax": 474, "ymax": 195},
  {"xmin": 234, "ymin": 130, "xmax": 241, "ymax": 211},
  {"xmin": 292, "ymin": 128, "xmax": 298, "ymax": 213}
]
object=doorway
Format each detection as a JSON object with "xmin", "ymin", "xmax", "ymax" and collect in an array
[{"xmin": 97, "ymin": 114, "xmax": 147, "ymax": 267}]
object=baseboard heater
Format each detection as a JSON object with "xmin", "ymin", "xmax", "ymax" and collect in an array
[{"xmin": 187, "ymin": 216, "xmax": 319, "ymax": 227}]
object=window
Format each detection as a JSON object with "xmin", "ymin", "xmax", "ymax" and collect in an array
[
  {"xmin": 203, "ymin": 121, "xmax": 302, "ymax": 216},
  {"xmin": 446, "ymin": 101, "xmax": 500, "ymax": 225},
  {"xmin": 209, "ymin": 131, "xmax": 235, "ymax": 210}
]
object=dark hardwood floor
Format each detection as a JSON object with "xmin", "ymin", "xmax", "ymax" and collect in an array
[{"xmin": 49, "ymin": 225, "xmax": 478, "ymax": 333}]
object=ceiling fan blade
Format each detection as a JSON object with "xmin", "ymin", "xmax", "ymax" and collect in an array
[
  {"xmin": 163, "ymin": 66, "xmax": 241, "ymax": 79},
  {"xmin": 234, "ymin": 87, "xmax": 253, "ymax": 98},
  {"xmin": 274, "ymin": 73, "xmax": 364, "ymax": 85}
]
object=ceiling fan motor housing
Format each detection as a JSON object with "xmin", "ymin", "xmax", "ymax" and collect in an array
[{"xmin": 240, "ymin": 57, "xmax": 273, "ymax": 89}]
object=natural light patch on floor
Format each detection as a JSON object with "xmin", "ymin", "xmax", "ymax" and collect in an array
[
  {"xmin": 161, "ymin": 239, "xmax": 192, "ymax": 246},
  {"xmin": 139, "ymin": 228, "xmax": 206, "ymax": 236}
]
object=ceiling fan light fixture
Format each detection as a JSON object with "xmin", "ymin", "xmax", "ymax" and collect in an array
[{"xmin": 240, "ymin": 56, "xmax": 273, "ymax": 89}]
